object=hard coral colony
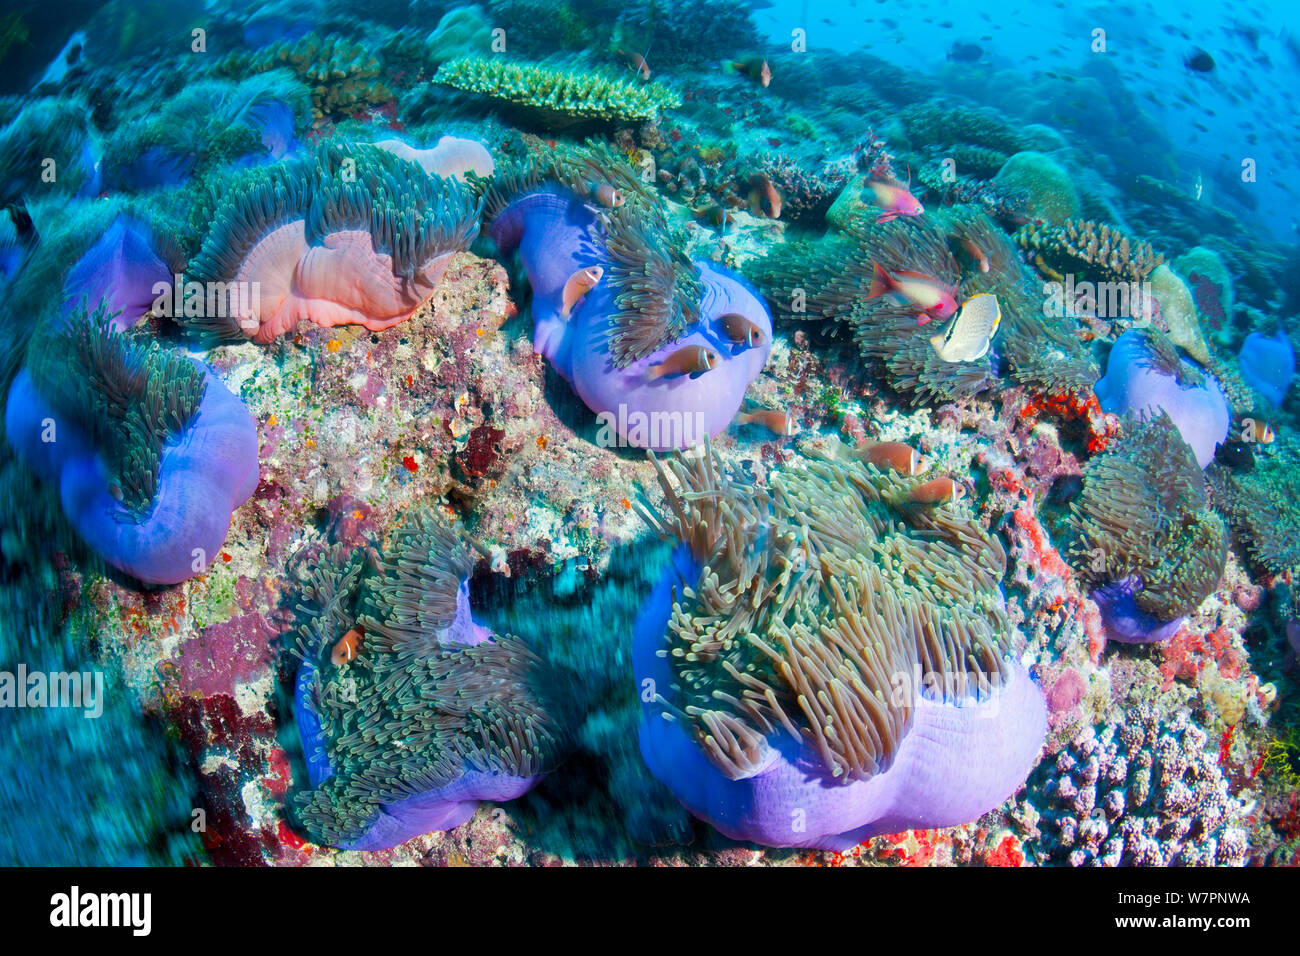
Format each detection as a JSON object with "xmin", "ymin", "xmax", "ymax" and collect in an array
[{"xmin": 0, "ymin": 0, "xmax": 1296, "ymax": 877}]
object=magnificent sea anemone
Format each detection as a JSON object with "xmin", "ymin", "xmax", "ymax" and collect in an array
[
  {"xmin": 631, "ymin": 443, "xmax": 1046, "ymax": 849},
  {"xmin": 4, "ymin": 305, "xmax": 259, "ymax": 585},
  {"xmin": 487, "ymin": 144, "xmax": 771, "ymax": 450},
  {"xmin": 290, "ymin": 512, "xmax": 561, "ymax": 850},
  {"xmin": 183, "ymin": 140, "xmax": 482, "ymax": 343}
]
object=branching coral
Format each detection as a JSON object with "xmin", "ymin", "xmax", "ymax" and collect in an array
[
  {"xmin": 4, "ymin": 305, "xmax": 259, "ymax": 585},
  {"xmin": 1067, "ymin": 411, "xmax": 1227, "ymax": 642},
  {"xmin": 1016, "ymin": 219, "xmax": 1164, "ymax": 285},
  {"xmin": 183, "ymin": 140, "xmax": 482, "ymax": 342},
  {"xmin": 633, "ymin": 443, "xmax": 1046, "ymax": 848},
  {"xmin": 218, "ymin": 32, "xmax": 390, "ymax": 121},
  {"xmin": 434, "ymin": 58, "xmax": 680, "ymax": 127},
  {"xmin": 290, "ymin": 512, "xmax": 562, "ymax": 850}
]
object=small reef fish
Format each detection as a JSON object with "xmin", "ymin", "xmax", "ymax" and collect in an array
[
  {"xmin": 647, "ymin": 345, "xmax": 718, "ymax": 380},
  {"xmin": 1185, "ymin": 48, "xmax": 1216, "ymax": 72},
  {"xmin": 908, "ymin": 476, "xmax": 966, "ymax": 505},
  {"xmin": 617, "ymin": 48, "xmax": 651, "ymax": 80},
  {"xmin": 958, "ymin": 237, "xmax": 990, "ymax": 272},
  {"xmin": 735, "ymin": 407, "xmax": 798, "ymax": 435},
  {"xmin": 561, "ymin": 265, "xmax": 603, "ymax": 317},
  {"xmin": 930, "ymin": 293, "xmax": 1001, "ymax": 362},
  {"xmin": 691, "ymin": 203, "xmax": 733, "ymax": 231},
  {"xmin": 861, "ymin": 174, "xmax": 924, "ymax": 222},
  {"xmin": 724, "ymin": 57, "xmax": 771, "ymax": 87},
  {"xmin": 589, "ymin": 182, "xmax": 625, "ymax": 207},
  {"xmin": 1239, "ymin": 417, "xmax": 1276, "ymax": 444},
  {"xmin": 748, "ymin": 173, "xmax": 782, "ymax": 219},
  {"xmin": 331, "ymin": 627, "xmax": 364, "ymax": 666},
  {"xmin": 866, "ymin": 262, "xmax": 958, "ymax": 324},
  {"xmin": 719, "ymin": 311, "xmax": 764, "ymax": 348},
  {"xmin": 857, "ymin": 441, "xmax": 926, "ymax": 475}
]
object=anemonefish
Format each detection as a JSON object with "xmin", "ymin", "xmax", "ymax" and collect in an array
[
  {"xmin": 719, "ymin": 311, "xmax": 764, "ymax": 348},
  {"xmin": 331, "ymin": 627, "xmax": 364, "ymax": 666},
  {"xmin": 735, "ymin": 407, "xmax": 799, "ymax": 435},
  {"xmin": 647, "ymin": 345, "xmax": 718, "ymax": 380},
  {"xmin": 908, "ymin": 476, "xmax": 966, "ymax": 505},
  {"xmin": 561, "ymin": 265, "xmax": 603, "ymax": 317},
  {"xmin": 857, "ymin": 440, "xmax": 926, "ymax": 476}
]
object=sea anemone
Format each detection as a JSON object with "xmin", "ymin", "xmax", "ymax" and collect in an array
[
  {"xmin": 4, "ymin": 304, "xmax": 259, "ymax": 585},
  {"xmin": 486, "ymin": 143, "xmax": 770, "ymax": 450},
  {"xmin": 1094, "ymin": 328, "xmax": 1230, "ymax": 468},
  {"xmin": 290, "ymin": 512, "xmax": 561, "ymax": 850},
  {"xmin": 183, "ymin": 140, "xmax": 482, "ymax": 343},
  {"xmin": 1238, "ymin": 328, "xmax": 1294, "ymax": 407},
  {"xmin": 1067, "ymin": 411, "xmax": 1227, "ymax": 643},
  {"xmin": 632, "ymin": 443, "xmax": 1046, "ymax": 849}
]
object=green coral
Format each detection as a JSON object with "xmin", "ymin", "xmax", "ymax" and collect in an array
[
  {"xmin": 992, "ymin": 151, "xmax": 1081, "ymax": 224},
  {"xmin": 434, "ymin": 57, "xmax": 680, "ymax": 126},
  {"xmin": 218, "ymin": 32, "xmax": 390, "ymax": 121},
  {"xmin": 1068, "ymin": 411, "xmax": 1228, "ymax": 622}
]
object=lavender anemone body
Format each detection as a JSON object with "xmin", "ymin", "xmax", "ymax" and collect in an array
[
  {"xmin": 633, "ymin": 545, "xmax": 1048, "ymax": 850},
  {"xmin": 1089, "ymin": 576, "xmax": 1184, "ymax": 645},
  {"xmin": 1094, "ymin": 330, "xmax": 1229, "ymax": 468},
  {"xmin": 1238, "ymin": 329, "xmax": 1294, "ymax": 407},
  {"xmin": 63, "ymin": 215, "xmax": 172, "ymax": 331},
  {"xmin": 489, "ymin": 186, "xmax": 771, "ymax": 451},
  {"xmin": 293, "ymin": 581, "xmax": 543, "ymax": 851},
  {"xmin": 4, "ymin": 364, "xmax": 259, "ymax": 585}
]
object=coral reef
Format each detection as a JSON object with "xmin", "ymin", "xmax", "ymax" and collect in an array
[
  {"xmin": 434, "ymin": 58, "xmax": 681, "ymax": 127},
  {"xmin": 634, "ymin": 444, "xmax": 1046, "ymax": 848},
  {"xmin": 1066, "ymin": 411, "xmax": 1227, "ymax": 642},
  {"xmin": 1030, "ymin": 702, "xmax": 1249, "ymax": 866},
  {"xmin": 1015, "ymin": 218, "xmax": 1164, "ymax": 286},
  {"xmin": 218, "ymin": 32, "xmax": 390, "ymax": 122},
  {"xmin": 992, "ymin": 151, "xmax": 1081, "ymax": 224}
]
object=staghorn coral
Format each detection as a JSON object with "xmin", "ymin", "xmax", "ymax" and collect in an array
[
  {"xmin": 633, "ymin": 443, "xmax": 1045, "ymax": 848},
  {"xmin": 1015, "ymin": 218, "xmax": 1164, "ymax": 285},
  {"xmin": 183, "ymin": 139, "xmax": 481, "ymax": 342},
  {"xmin": 290, "ymin": 512, "xmax": 562, "ymax": 850},
  {"xmin": 218, "ymin": 32, "xmax": 390, "ymax": 121},
  {"xmin": 5, "ymin": 304, "xmax": 258, "ymax": 585},
  {"xmin": 434, "ymin": 58, "xmax": 680, "ymax": 127},
  {"xmin": 486, "ymin": 141, "xmax": 770, "ymax": 449},
  {"xmin": 1067, "ymin": 410, "xmax": 1227, "ymax": 642}
]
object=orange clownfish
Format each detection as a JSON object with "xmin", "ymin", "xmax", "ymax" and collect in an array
[
  {"xmin": 908, "ymin": 476, "xmax": 966, "ymax": 505},
  {"xmin": 331, "ymin": 627, "xmax": 364, "ymax": 666}
]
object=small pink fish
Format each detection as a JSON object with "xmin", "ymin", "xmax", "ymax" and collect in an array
[
  {"xmin": 589, "ymin": 182, "xmax": 624, "ymax": 207},
  {"xmin": 861, "ymin": 174, "xmax": 924, "ymax": 223},
  {"xmin": 617, "ymin": 48, "xmax": 651, "ymax": 81},
  {"xmin": 735, "ymin": 407, "xmax": 798, "ymax": 435},
  {"xmin": 647, "ymin": 345, "xmax": 718, "ymax": 380},
  {"xmin": 719, "ymin": 312, "xmax": 764, "ymax": 348},
  {"xmin": 561, "ymin": 265, "xmax": 603, "ymax": 317},
  {"xmin": 866, "ymin": 262, "xmax": 958, "ymax": 324}
]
